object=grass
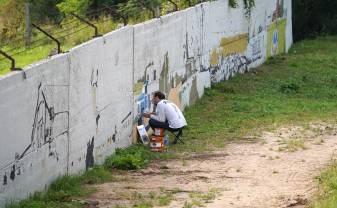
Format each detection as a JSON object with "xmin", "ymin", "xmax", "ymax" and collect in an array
[
  {"xmin": 119, "ymin": 190, "xmax": 174, "ymax": 208},
  {"xmin": 169, "ymin": 35, "xmax": 337, "ymax": 153},
  {"xmin": 311, "ymin": 162, "xmax": 337, "ymax": 208},
  {"xmin": 277, "ymin": 138, "xmax": 306, "ymax": 152},
  {"xmin": 104, "ymin": 145, "xmax": 170, "ymax": 170},
  {"xmin": 5, "ymin": 166, "xmax": 113, "ymax": 208}
]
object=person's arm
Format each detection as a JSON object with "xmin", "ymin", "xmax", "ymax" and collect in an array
[
  {"xmin": 143, "ymin": 112, "xmax": 156, "ymax": 118},
  {"xmin": 150, "ymin": 103, "xmax": 166, "ymax": 122}
]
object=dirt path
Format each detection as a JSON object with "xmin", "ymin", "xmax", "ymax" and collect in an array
[{"xmin": 86, "ymin": 123, "xmax": 337, "ymax": 208}]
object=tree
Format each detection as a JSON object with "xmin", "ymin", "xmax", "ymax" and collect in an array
[
  {"xmin": 0, "ymin": 0, "xmax": 25, "ymax": 39},
  {"xmin": 118, "ymin": 0, "xmax": 162, "ymax": 19},
  {"xmin": 292, "ymin": 0, "xmax": 337, "ymax": 41},
  {"xmin": 57, "ymin": 0, "xmax": 92, "ymax": 15},
  {"xmin": 30, "ymin": 0, "xmax": 64, "ymax": 24}
]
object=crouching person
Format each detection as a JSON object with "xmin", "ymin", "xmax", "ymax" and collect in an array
[{"xmin": 143, "ymin": 91, "xmax": 187, "ymax": 133}]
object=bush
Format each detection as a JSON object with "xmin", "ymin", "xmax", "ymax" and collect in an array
[{"xmin": 279, "ymin": 81, "xmax": 300, "ymax": 94}]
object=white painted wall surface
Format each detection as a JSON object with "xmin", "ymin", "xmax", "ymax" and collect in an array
[
  {"xmin": 0, "ymin": 0, "xmax": 292, "ymax": 205},
  {"xmin": 0, "ymin": 54, "xmax": 70, "ymax": 204}
]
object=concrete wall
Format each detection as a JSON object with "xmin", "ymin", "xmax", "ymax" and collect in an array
[
  {"xmin": 0, "ymin": 0, "xmax": 292, "ymax": 205},
  {"xmin": 0, "ymin": 55, "xmax": 70, "ymax": 202}
]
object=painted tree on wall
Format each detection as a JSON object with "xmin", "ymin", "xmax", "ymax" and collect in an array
[{"xmin": 228, "ymin": 0, "xmax": 255, "ymax": 18}]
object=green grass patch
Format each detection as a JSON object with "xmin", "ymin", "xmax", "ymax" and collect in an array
[
  {"xmin": 5, "ymin": 166, "xmax": 114, "ymax": 208},
  {"xmin": 169, "ymin": 36, "xmax": 337, "ymax": 153},
  {"xmin": 104, "ymin": 144, "xmax": 170, "ymax": 170},
  {"xmin": 311, "ymin": 163, "xmax": 337, "ymax": 208},
  {"xmin": 277, "ymin": 138, "xmax": 306, "ymax": 152}
]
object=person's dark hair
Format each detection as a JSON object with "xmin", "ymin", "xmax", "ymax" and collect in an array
[{"xmin": 153, "ymin": 91, "xmax": 165, "ymax": 99}]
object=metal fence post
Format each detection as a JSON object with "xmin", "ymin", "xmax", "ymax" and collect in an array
[
  {"xmin": 0, "ymin": 50, "xmax": 22, "ymax": 71},
  {"xmin": 32, "ymin": 23, "xmax": 61, "ymax": 54},
  {"xmin": 70, "ymin": 13, "xmax": 101, "ymax": 38}
]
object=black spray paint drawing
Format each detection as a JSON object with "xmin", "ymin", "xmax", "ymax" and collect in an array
[
  {"xmin": 24, "ymin": 83, "xmax": 69, "ymax": 160},
  {"xmin": 86, "ymin": 137, "xmax": 95, "ymax": 170},
  {"xmin": 0, "ymin": 82, "xmax": 69, "ymax": 187},
  {"xmin": 3, "ymin": 174, "xmax": 7, "ymax": 185}
]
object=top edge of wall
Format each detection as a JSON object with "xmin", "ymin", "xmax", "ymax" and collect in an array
[
  {"xmin": 103, "ymin": 25, "xmax": 133, "ymax": 38},
  {"xmin": 0, "ymin": 52, "xmax": 69, "ymax": 83},
  {"xmin": 133, "ymin": 1, "xmax": 212, "ymax": 28}
]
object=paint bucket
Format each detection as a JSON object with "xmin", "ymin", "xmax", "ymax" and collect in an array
[
  {"xmin": 154, "ymin": 128, "xmax": 165, "ymax": 137},
  {"xmin": 150, "ymin": 136, "xmax": 164, "ymax": 152}
]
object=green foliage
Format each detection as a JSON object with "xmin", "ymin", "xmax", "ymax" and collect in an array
[
  {"xmin": 5, "ymin": 166, "xmax": 113, "ymax": 208},
  {"xmin": 57, "ymin": 0, "xmax": 91, "ymax": 15},
  {"xmin": 104, "ymin": 145, "xmax": 169, "ymax": 170},
  {"xmin": 279, "ymin": 80, "xmax": 300, "ymax": 94},
  {"xmin": 293, "ymin": 0, "xmax": 337, "ymax": 41},
  {"xmin": 30, "ymin": 0, "xmax": 64, "ymax": 24},
  {"xmin": 118, "ymin": 0, "xmax": 161, "ymax": 20},
  {"xmin": 312, "ymin": 163, "xmax": 337, "ymax": 208},
  {"xmin": 0, "ymin": 0, "xmax": 25, "ymax": 39}
]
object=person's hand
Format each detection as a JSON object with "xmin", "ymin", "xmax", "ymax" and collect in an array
[{"xmin": 143, "ymin": 112, "xmax": 151, "ymax": 118}]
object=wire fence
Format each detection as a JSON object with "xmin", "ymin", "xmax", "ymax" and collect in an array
[{"xmin": 0, "ymin": 6, "xmax": 119, "ymax": 71}]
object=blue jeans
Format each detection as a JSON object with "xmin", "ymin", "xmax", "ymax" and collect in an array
[{"xmin": 149, "ymin": 119, "xmax": 176, "ymax": 131}]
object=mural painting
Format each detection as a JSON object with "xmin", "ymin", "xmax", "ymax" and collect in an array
[{"xmin": 267, "ymin": 0, "xmax": 287, "ymax": 58}]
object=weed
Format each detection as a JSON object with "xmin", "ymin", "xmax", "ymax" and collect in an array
[
  {"xmin": 311, "ymin": 162, "xmax": 337, "ymax": 208},
  {"xmin": 278, "ymin": 138, "xmax": 306, "ymax": 152},
  {"xmin": 157, "ymin": 193, "xmax": 174, "ymax": 206},
  {"xmin": 191, "ymin": 199, "xmax": 205, "ymax": 207},
  {"xmin": 313, "ymin": 138, "xmax": 325, "ymax": 145},
  {"xmin": 183, "ymin": 201, "xmax": 193, "ymax": 208},
  {"xmin": 189, "ymin": 189, "xmax": 217, "ymax": 203},
  {"xmin": 279, "ymin": 81, "xmax": 300, "ymax": 94},
  {"xmin": 182, "ymin": 160, "xmax": 188, "ymax": 166},
  {"xmin": 104, "ymin": 145, "xmax": 169, "ymax": 170}
]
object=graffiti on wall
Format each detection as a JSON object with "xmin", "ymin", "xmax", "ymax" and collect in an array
[
  {"xmin": 210, "ymin": 53, "xmax": 251, "ymax": 83},
  {"xmin": 0, "ymin": 82, "xmax": 69, "ymax": 192},
  {"xmin": 208, "ymin": 34, "xmax": 253, "ymax": 84},
  {"xmin": 90, "ymin": 68, "xmax": 100, "ymax": 129},
  {"xmin": 247, "ymin": 25, "xmax": 265, "ymax": 67}
]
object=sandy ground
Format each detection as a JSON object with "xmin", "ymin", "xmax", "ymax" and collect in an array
[{"xmin": 85, "ymin": 123, "xmax": 337, "ymax": 208}]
